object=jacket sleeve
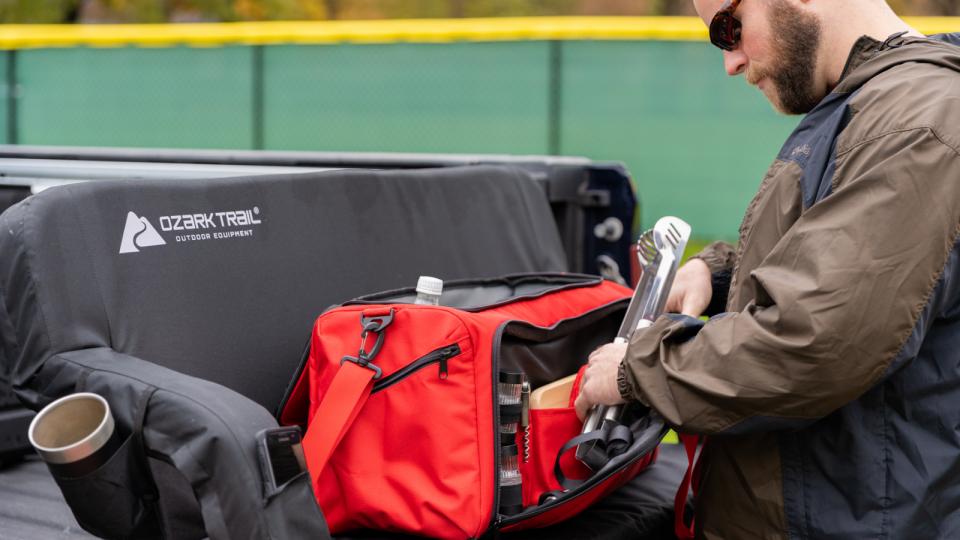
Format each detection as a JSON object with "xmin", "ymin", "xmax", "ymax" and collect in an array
[
  {"xmin": 691, "ymin": 241, "xmax": 736, "ymax": 317},
  {"xmin": 618, "ymin": 127, "xmax": 960, "ymax": 435},
  {"xmin": 691, "ymin": 240, "xmax": 737, "ymax": 274}
]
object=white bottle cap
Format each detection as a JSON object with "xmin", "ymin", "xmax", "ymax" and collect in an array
[{"xmin": 416, "ymin": 276, "xmax": 443, "ymax": 296}]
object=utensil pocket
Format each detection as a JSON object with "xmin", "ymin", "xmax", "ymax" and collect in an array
[
  {"xmin": 53, "ymin": 433, "xmax": 158, "ymax": 540},
  {"xmin": 263, "ymin": 471, "xmax": 328, "ymax": 537},
  {"xmin": 517, "ymin": 406, "xmax": 594, "ymax": 508}
]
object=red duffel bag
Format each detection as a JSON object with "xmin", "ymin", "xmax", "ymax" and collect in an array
[{"xmin": 279, "ymin": 273, "xmax": 669, "ymax": 539}]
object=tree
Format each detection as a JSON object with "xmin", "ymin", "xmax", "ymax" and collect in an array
[
  {"xmin": 0, "ymin": 0, "xmax": 953, "ymax": 25},
  {"xmin": 0, "ymin": 0, "xmax": 80, "ymax": 23}
]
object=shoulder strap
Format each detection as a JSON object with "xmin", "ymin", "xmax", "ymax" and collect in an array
[
  {"xmin": 301, "ymin": 361, "xmax": 377, "ymax": 490},
  {"xmin": 674, "ymin": 434, "xmax": 704, "ymax": 539},
  {"xmin": 301, "ymin": 308, "xmax": 394, "ymax": 492}
]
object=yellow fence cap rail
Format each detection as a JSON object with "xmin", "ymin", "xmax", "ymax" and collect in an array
[
  {"xmin": 904, "ymin": 17, "xmax": 960, "ymax": 35},
  {"xmin": 0, "ymin": 16, "xmax": 957, "ymax": 49},
  {"xmin": 0, "ymin": 17, "xmax": 710, "ymax": 48}
]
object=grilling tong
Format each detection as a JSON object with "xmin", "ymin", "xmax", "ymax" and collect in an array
[{"xmin": 576, "ymin": 216, "xmax": 691, "ymax": 470}]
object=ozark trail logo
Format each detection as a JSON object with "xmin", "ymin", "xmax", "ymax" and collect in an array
[
  {"xmin": 119, "ymin": 212, "xmax": 166, "ymax": 254},
  {"xmin": 119, "ymin": 207, "xmax": 263, "ymax": 254}
]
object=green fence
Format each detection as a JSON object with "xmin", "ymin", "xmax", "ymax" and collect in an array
[{"xmin": 2, "ymin": 40, "xmax": 801, "ymax": 240}]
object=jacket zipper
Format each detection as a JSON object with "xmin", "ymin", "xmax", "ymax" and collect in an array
[{"xmin": 370, "ymin": 344, "xmax": 461, "ymax": 395}]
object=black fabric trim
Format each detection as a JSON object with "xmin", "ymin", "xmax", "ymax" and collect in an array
[
  {"xmin": 500, "ymin": 483, "xmax": 522, "ymax": 507},
  {"xmin": 704, "ymin": 268, "xmax": 732, "ymax": 317},
  {"xmin": 499, "ymin": 483, "xmax": 523, "ymax": 516},
  {"xmin": 275, "ymin": 335, "xmax": 313, "ymax": 420},
  {"xmin": 499, "ymin": 402, "xmax": 522, "ymax": 425},
  {"xmin": 344, "ymin": 273, "xmax": 602, "ymax": 312},
  {"xmin": 134, "ymin": 385, "xmax": 160, "ymax": 504}
]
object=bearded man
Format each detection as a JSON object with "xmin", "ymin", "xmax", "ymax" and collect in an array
[{"xmin": 573, "ymin": 0, "xmax": 960, "ymax": 538}]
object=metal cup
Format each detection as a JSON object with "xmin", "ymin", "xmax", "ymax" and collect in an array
[{"xmin": 28, "ymin": 393, "xmax": 121, "ymax": 478}]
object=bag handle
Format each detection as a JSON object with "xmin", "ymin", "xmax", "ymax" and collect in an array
[
  {"xmin": 674, "ymin": 434, "xmax": 704, "ymax": 539},
  {"xmin": 301, "ymin": 309, "xmax": 394, "ymax": 490}
]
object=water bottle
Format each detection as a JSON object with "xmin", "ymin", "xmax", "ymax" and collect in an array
[{"xmin": 414, "ymin": 276, "xmax": 443, "ymax": 305}]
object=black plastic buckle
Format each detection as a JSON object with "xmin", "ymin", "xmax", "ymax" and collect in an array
[{"xmin": 340, "ymin": 308, "xmax": 394, "ymax": 380}]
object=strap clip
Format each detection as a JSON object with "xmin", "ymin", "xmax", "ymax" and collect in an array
[{"xmin": 340, "ymin": 308, "xmax": 395, "ymax": 379}]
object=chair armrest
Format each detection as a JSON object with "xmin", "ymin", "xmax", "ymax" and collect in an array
[{"xmin": 18, "ymin": 347, "xmax": 328, "ymax": 540}]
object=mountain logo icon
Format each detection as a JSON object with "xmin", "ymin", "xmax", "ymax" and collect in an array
[{"xmin": 119, "ymin": 212, "xmax": 167, "ymax": 254}]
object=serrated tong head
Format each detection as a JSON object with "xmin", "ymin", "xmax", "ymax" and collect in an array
[
  {"xmin": 657, "ymin": 221, "xmax": 683, "ymax": 253},
  {"xmin": 637, "ymin": 229, "xmax": 658, "ymax": 265}
]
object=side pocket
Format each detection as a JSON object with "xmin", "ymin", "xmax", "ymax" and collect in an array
[
  {"xmin": 263, "ymin": 471, "xmax": 330, "ymax": 540},
  {"xmin": 51, "ymin": 385, "xmax": 161, "ymax": 540},
  {"xmin": 519, "ymin": 407, "xmax": 594, "ymax": 508},
  {"xmin": 53, "ymin": 434, "xmax": 158, "ymax": 539}
]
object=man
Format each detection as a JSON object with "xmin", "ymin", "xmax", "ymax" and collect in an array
[{"xmin": 573, "ymin": 0, "xmax": 960, "ymax": 538}]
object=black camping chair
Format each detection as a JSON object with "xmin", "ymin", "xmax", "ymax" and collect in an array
[
  {"xmin": 0, "ymin": 166, "xmax": 566, "ymax": 539},
  {"xmin": 0, "ymin": 165, "xmax": 686, "ymax": 540}
]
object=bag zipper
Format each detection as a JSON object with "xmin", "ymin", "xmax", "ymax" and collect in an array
[
  {"xmin": 497, "ymin": 418, "xmax": 668, "ymax": 528},
  {"xmin": 489, "ymin": 321, "xmax": 509, "ymax": 536},
  {"xmin": 371, "ymin": 344, "xmax": 461, "ymax": 395},
  {"xmin": 484, "ymin": 300, "xmax": 669, "ymax": 535}
]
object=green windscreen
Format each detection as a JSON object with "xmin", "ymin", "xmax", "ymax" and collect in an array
[{"xmin": 8, "ymin": 41, "xmax": 801, "ymax": 240}]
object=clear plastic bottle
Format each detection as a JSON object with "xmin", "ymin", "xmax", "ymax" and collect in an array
[
  {"xmin": 499, "ymin": 370, "xmax": 524, "ymax": 434},
  {"xmin": 413, "ymin": 276, "xmax": 443, "ymax": 306},
  {"xmin": 498, "ymin": 370, "xmax": 523, "ymax": 404},
  {"xmin": 499, "ymin": 443, "xmax": 523, "ymax": 516},
  {"xmin": 500, "ymin": 444, "xmax": 521, "ymax": 485}
]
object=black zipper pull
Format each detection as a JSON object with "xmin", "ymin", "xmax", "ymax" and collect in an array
[
  {"xmin": 438, "ymin": 348, "xmax": 453, "ymax": 380},
  {"xmin": 493, "ymin": 516, "xmax": 502, "ymax": 540}
]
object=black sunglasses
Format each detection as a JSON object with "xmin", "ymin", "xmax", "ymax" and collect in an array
[{"xmin": 710, "ymin": 0, "xmax": 743, "ymax": 51}]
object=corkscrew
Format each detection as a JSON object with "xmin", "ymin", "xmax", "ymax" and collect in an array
[{"xmin": 521, "ymin": 381, "xmax": 530, "ymax": 463}]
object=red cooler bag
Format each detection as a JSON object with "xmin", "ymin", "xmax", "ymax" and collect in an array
[{"xmin": 279, "ymin": 273, "xmax": 669, "ymax": 538}]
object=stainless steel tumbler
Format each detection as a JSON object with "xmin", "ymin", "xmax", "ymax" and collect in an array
[{"xmin": 28, "ymin": 393, "xmax": 121, "ymax": 478}]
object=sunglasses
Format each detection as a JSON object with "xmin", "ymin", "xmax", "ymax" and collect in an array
[{"xmin": 710, "ymin": 0, "xmax": 743, "ymax": 51}]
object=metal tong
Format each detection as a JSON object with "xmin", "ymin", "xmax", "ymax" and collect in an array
[{"xmin": 576, "ymin": 216, "xmax": 691, "ymax": 470}]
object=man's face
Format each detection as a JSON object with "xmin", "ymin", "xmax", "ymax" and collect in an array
[{"xmin": 694, "ymin": 0, "xmax": 825, "ymax": 115}]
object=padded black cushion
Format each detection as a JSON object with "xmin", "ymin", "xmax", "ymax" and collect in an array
[{"xmin": 0, "ymin": 166, "xmax": 567, "ymax": 414}]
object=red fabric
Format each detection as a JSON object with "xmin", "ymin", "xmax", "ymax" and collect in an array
[
  {"xmin": 568, "ymin": 365, "xmax": 588, "ymax": 408},
  {"xmin": 512, "ymin": 362, "xmax": 649, "ymax": 522},
  {"xmin": 674, "ymin": 434, "xmax": 703, "ymax": 539},
  {"xmin": 283, "ymin": 279, "xmax": 655, "ymax": 539},
  {"xmin": 301, "ymin": 360, "xmax": 376, "ymax": 492},
  {"xmin": 516, "ymin": 363, "xmax": 589, "ymax": 509}
]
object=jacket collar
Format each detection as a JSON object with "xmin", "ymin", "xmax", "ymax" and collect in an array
[
  {"xmin": 834, "ymin": 34, "xmax": 960, "ymax": 94},
  {"xmin": 835, "ymin": 35, "xmax": 882, "ymax": 89}
]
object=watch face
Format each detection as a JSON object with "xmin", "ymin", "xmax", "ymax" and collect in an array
[{"xmin": 266, "ymin": 430, "xmax": 307, "ymax": 487}]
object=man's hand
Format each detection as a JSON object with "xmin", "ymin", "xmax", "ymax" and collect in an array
[
  {"xmin": 574, "ymin": 342, "xmax": 629, "ymax": 421},
  {"xmin": 663, "ymin": 257, "xmax": 712, "ymax": 317}
]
